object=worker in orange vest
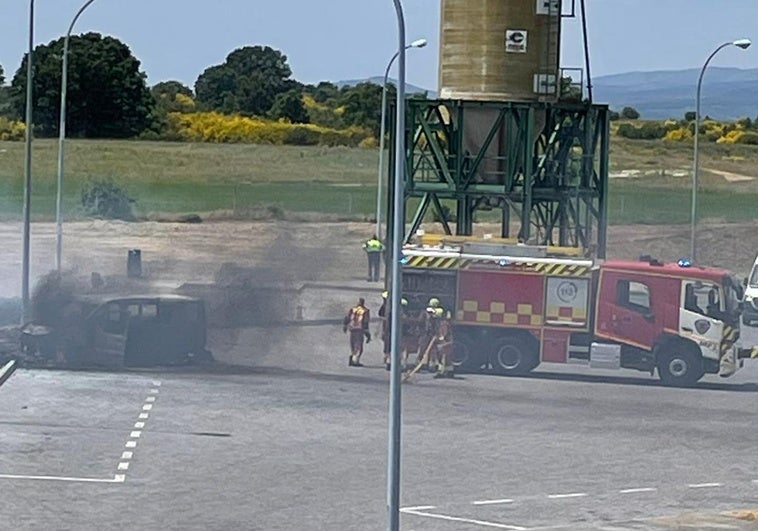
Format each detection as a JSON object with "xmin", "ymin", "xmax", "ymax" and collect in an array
[{"xmin": 343, "ymin": 297, "xmax": 371, "ymax": 367}]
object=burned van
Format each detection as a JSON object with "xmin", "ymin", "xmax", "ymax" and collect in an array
[{"xmin": 21, "ymin": 294, "xmax": 212, "ymax": 368}]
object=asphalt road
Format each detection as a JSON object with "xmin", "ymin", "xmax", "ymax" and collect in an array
[{"xmin": 1, "ymin": 352, "xmax": 757, "ymax": 530}]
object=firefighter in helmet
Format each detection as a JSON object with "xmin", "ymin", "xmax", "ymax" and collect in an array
[
  {"xmin": 380, "ymin": 292, "xmax": 410, "ymax": 370},
  {"xmin": 343, "ymin": 297, "xmax": 371, "ymax": 367},
  {"xmin": 424, "ymin": 297, "xmax": 454, "ymax": 379}
]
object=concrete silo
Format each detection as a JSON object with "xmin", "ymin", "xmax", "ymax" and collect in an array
[{"xmin": 389, "ymin": 0, "xmax": 610, "ymax": 256}]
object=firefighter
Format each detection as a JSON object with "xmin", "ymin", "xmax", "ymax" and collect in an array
[
  {"xmin": 380, "ymin": 293, "xmax": 410, "ymax": 370},
  {"xmin": 425, "ymin": 297, "xmax": 455, "ymax": 379},
  {"xmin": 362, "ymin": 235, "xmax": 384, "ymax": 282},
  {"xmin": 343, "ymin": 297, "xmax": 371, "ymax": 367}
]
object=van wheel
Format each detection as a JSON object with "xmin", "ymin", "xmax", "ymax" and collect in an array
[
  {"xmin": 657, "ymin": 342, "xmax": 703, "ymax": 387},
  {"xmin": 490, "ymin": 336, "xmax": 538, "ymax": 376}
]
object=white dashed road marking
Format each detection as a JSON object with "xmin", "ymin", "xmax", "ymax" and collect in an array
[
  {"xmin": 619, "ymin": 487, "xmax": 657, "ymax": 494},
  {"xmin": 547, "ymin": 492, "xmax": 588, "ymax": 500},
  {"xmin": 115, "ymin": 380, "xmax": 161, "ymax": 483},
  {"xmin": 0, "ymin": 473, "xmax": 125, "ymax": 483},
  {"xmin": 472, "ymin": 499, "xmax": 515, "ymax": 506},
  {"xmin": 688, "ymin": 482, "xmax": 723, "ymax": 489}
]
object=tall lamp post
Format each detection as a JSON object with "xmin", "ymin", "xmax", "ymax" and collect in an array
[
  {"xmin": 691, "ymin": 38, "xmax": 751, "ymax": 262},
  {"xmin": 21, "ymin": 0, "xmax": 35, "ymax": 323},
  {"xmin": 387, "ymin": 2, "xmax": 406, "ymax": 529},
  {"xmin": 56, "ymin": 0, "xmax": 98, "ymax": 273},
  {"xmin": 374, "ymin": 38, "xmax": 426, "ymax": 239}
]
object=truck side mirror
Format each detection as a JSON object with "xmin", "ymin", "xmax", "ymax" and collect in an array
[{"xmin": 744, "ymin": 277, "xmax": 749, "ymax": 287}]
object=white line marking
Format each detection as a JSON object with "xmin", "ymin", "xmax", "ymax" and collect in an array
[
  {"xmin": 401, "ymin": 507, "xmax": 526, "ymax": 530},
  {"xmin": 401, "ymin": 506, "xmax": 437, "ymax": 512},
  {"xmin": 149, "ymin": 388, "xmax": 159, "ymax": 394},
  {"xmin": 145, "ymin": 396, "xmax": 156, "ymax": 403},
  {"xmin": 125, "ymin": 441, "xmax": 137, "ymax": 448},
  {"xmin": 0, "ymin": 473, "xmax": 124, "ymax": 483},
  {"xmin": 688, "ymin": 482, "xmax": 723, "ymax": 489},
  {"xmin": 142, "ymin": 404, "xmax": 153, "ymax": 411},
  {"xmin": 472, "ymin": 499, "xmax": 515, "ymax": 506},
  {"xmin": 117, "ymin": 462, "xmax": 129, "ymax": 471},
  {"xmin": 0, "ymin": 360, "xmax": 17, "ymax": 382},
  {"xmin": 121, "ymin": 451, "xmax": 133, "ymax": 460},
  {"xmin": 547, "ymin": 492, "xmax": 588, "ymax": 499},
  {"xmin": 130, "ymin": 431, "xmax": 142, "ymax": 438},
  {"xmin": 114, "ymin": 475, "xmax": 126, "ymax": 483},
  {"xmin": 152, "ymin": 381, "xmax": 161, "ymax": 387},
  {"xmin": 139, "ymin": 413, "xmax": 149, "ymax": 419},
  {"xmin": 752, "ymin": 479, "xmax": 758, "ymax": 484},
  {"xmin": 134, "ymin": 422, "xmax": 145, "ymax": 429},
  {"xmin": 619, "ymin": 487, "xmax": 657, "ymax": 494}
]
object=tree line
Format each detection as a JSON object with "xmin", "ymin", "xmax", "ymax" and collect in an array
[{"xmin": 0, "ymin": 33, "xmax": 406, "ymax": 141}]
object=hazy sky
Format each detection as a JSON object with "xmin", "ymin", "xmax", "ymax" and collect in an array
[{"xmin": 1, "ymin": 0, "xmax": 757, "ymax": 91}]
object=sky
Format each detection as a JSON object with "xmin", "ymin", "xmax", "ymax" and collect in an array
[{"xmin": 0, "ymin": 0, "xmax": 757, "ymax": 91}]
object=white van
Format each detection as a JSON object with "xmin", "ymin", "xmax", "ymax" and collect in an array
[{"xmin": 743, "ymin": 255, "xmax": 758, "ymax": 325}]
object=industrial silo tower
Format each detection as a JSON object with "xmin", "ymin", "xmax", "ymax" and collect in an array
[{"xmin": 388, "ymin": 0, "xmax": 609, "ymax": 256}]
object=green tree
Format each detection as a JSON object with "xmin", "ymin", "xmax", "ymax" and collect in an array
[
  {"xmin": 151, "ymin": 81, "xmax": 194, "ymax": 113},
  {"xmin": 620, "ymin": 106, "xmax": 640, "ymax": 120},
  {"xmin": 9, "ymin": 33, "xmax": 153, "ymax": 138},
  {"xmin": 310, "ymin": 81, "xmax": 340, "ymax": 104},
  {"xmin": 268, "ymin": 89, "xmax": 309, "ymax": 123},
  {"xmin": 195, "ymin": 45, "xmax": 293, "ymax": 116},
  {"xmin": 0, "ymin": 63, "xmax": 11, "ymax": 118},
  {"xmin": 684, "ymin": 111, "xmax": 696, "ymax": 122},
  {"xmin": 339, "ymin": 82, "xmax": 394, "ymax": 137}
]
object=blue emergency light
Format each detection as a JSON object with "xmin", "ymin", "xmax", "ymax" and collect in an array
[{"xmin": 677, "ymin": 258, "xmax": 692, "ymax": 268}]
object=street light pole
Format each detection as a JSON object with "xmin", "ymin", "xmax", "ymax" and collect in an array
[
  {"xmin": 387, "ymin": 1, "xmax": 406, "ymax": 529},
  {"xmin": 56, "ymin": 0, "xmax": 98, "ymax": 273},
  {"xmin": 21, "ymin": 0, "xmax": 35, "ymax": 323},
  {"xmin": 691, "ymin": 38, "xmax": 751, "ymax": 262},
  {"xmin": 375, "ymin": 38, "xmax": 426, "ymax": 239}
]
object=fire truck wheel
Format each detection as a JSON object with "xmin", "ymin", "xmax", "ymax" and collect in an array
[
  {"xmin": 452, "ymin": 337, "xmax": 484, "ymax": 372},
  {"xmin": 656, "ymin": 343, "xmax": 704, "ymax": 387},
  {"xmin": 490, "ymin": 336, "xmax": 538, "ymax": 376}
]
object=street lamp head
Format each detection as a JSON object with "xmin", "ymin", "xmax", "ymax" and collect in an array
[
  {"xmin": 733, "ymin": 38, "xmax": 751, "ymax": 49},
  {"xmin": 410, "ymin": 38, "xmax": 427, "ymax": 48}
]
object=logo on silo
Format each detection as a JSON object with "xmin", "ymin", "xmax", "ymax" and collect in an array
[{"xmin": 505, "ymin": 30, "xmax": 528, "ymax": 53}]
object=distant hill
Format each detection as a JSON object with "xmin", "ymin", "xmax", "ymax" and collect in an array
[
  {"xmin": 592, "ymin": 67, "xmax": 758, "ymax": 120},
  {"xmin": 336, "ymin": 77, "xmax": 435, "ymax": 97},
  {"xmin": 338, "ymin": 67, "xmax": 758, "ymax": 120}
]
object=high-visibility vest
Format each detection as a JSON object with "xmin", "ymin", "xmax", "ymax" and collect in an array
[{"xmin": 365, "ymin": 239, "xmax": 383, "ymax": 252}]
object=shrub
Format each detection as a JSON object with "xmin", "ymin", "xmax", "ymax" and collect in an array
[
  {"xmin": 0, "ymin": 117, "xmax": 25, "ymax": 141},
  {"xmin": 81, "ymin": 180, "xmax": 136, "ymax": 221},
  {"xmin": 163, "ymin": 112, "xmax": 370, "ymax": 147},
  {"xmin": 663, "ymin": 127, "xmax": 692, "ymax": 141},
  {"xmin": 616, "ymin": 122, "xmax": 666, "ymax": 140}
]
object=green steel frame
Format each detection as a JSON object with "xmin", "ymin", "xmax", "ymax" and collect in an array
[{"xmin": 387, "ymin": 99, "xmax": 610, "ymax": 258}]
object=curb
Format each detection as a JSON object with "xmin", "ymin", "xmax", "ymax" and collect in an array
[{"xmin": 0, "ymin": 360, "xmax": 17, "ymax": 387}]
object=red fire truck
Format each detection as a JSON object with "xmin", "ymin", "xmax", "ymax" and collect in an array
[{"xmin": 401, "ymin": 237, "xmax": 747, "ymax": 386}]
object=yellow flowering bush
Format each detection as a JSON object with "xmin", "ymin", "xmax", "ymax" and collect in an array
[
  {"xmin": 165, "ymin": 112, "xmax": 371, "ymax": 147},
  {"xmin": 0, "ymin": 117, "xmax": 26, "ymax": 141}
]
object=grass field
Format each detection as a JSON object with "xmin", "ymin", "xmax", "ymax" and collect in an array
[{"xmin": 0, "ymin": 137, "xmax": 756, "ymax": 224}]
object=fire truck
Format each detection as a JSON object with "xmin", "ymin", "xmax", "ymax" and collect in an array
[{"xmin": 401, "ymin": 236, "xmax": 748, "ymax": 387}]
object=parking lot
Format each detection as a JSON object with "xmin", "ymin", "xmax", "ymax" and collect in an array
[{"xmin": 1, "ymin": 349, "xmax": 757, "ymax": 530}]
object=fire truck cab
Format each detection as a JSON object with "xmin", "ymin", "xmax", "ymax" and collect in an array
[{"xmin": 401, "ymin": 237, "xmax": 746, "ymax": 387}]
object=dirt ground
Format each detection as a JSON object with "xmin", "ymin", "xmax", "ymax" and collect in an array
[
  {"xmin": 1, "ymin": 219, "xmax": 756, "ymax": 365},
  {"xmin": 1, "ymin": 219, "xmax": 755, "ymax": 298}
]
